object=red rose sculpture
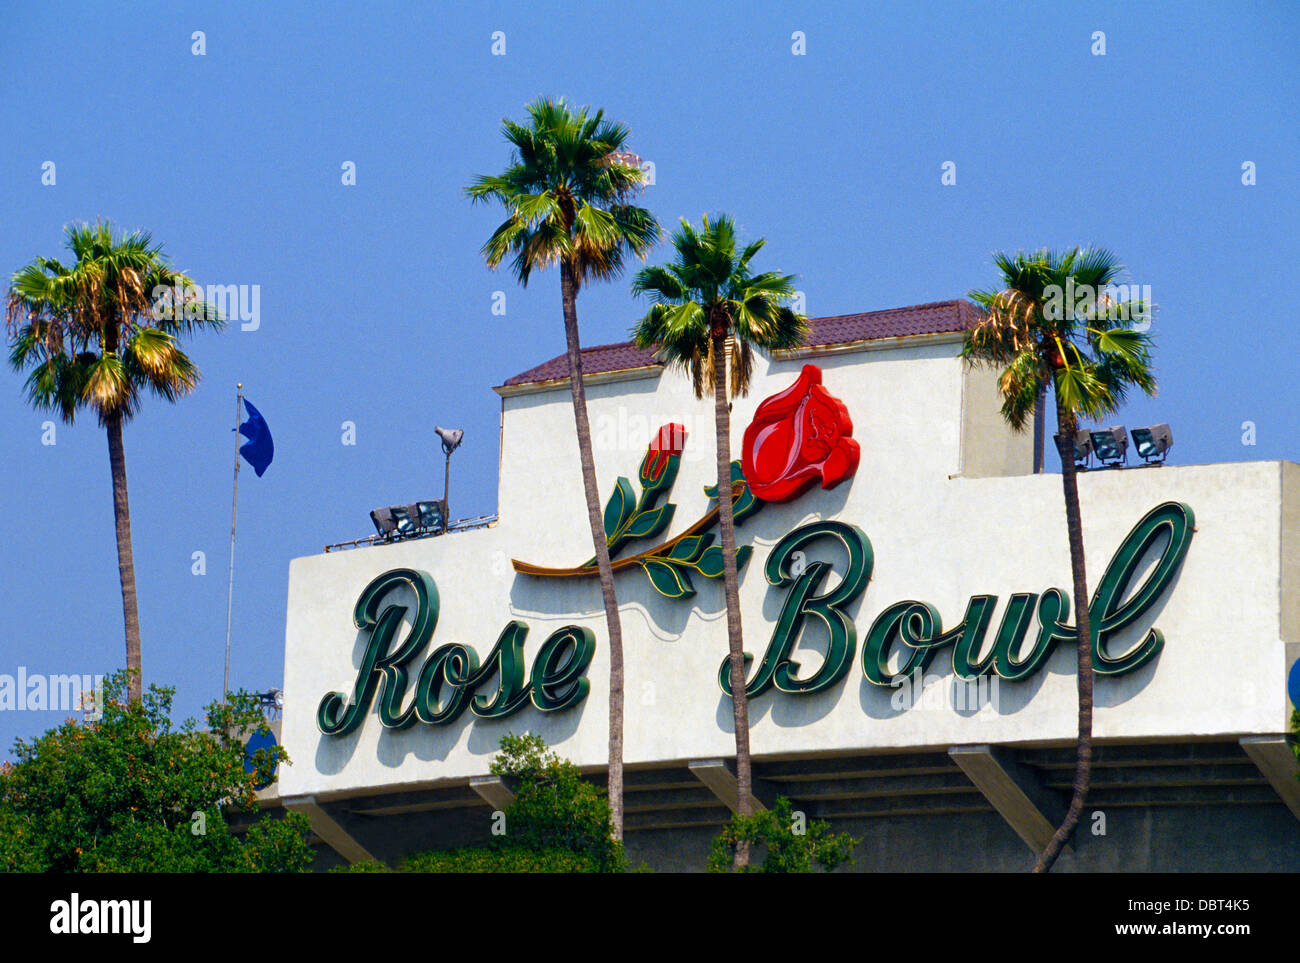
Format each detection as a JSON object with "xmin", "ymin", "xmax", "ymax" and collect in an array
[
  {"xmin": 742, "ymin": 365, "xmax": 860, "ymax": 502},
  {"xmin": 640, "ymin": 423, "xmax": 688, "ymax": 485}
]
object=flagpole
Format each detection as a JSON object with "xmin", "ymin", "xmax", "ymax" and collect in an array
[{"xmin": 224, "ymin": 383, "xmax": 243, "ymax": 698}]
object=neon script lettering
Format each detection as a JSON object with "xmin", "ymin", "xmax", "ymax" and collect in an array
[
  {"xmin": 317, "ymin": 568, "xmax": 594, "ymax": 736},
  {"xmin": 723, "ymin": 502, "xmax": 1194, "ymax": 696}
]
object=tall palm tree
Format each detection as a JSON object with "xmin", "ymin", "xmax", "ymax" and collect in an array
[
  {"xmin": 631, "ymin": 215, "xmax": 807, "ymax": 867},
  {"xmin": 6, "ymin": 221, "xmax": 224, "ymax": 701},
  {"xmin": 964, "ymin": 247, "xmax": 1155, "ymax": 872},
  {"xmin": 467, "ymin": 98, "xmax": 659, "ymax": 840}
]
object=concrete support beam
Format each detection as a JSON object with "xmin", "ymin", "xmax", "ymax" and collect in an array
[
  {"xmin": 282, "ymin": 795, "xmax": 377, "ymax": 865},
  {"xmin": 1240, "ymin": 735, "xmax": 1300, "ymax": 821},
  {"xmin": 687, "ymin": 758, "xmax": 777, "ymax": 813},
  {"xmin": 949, "ymin": 745, "xmax": 1068, "ymax": 855},
  {"xmin": 469, "ymin": 775, "xmax": 516, "ymax": 810}
]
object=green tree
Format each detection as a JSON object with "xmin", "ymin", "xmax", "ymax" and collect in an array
[
  {"xmin": 467, "ymin": 99, "xmax": 659, "ymax": 839},
  {"xmin": 6, "ymin": 222, "xmax": 223, "ymax": 701},
  {"xmin": 631, "ymin": 214, "xmax": 806, "ymax": 866},
  {"xmin": 963, "ymin": 248, "xmax": 1156, "ymax": 872},
  {"xmin": 336, "ymin": 733, "xmax": 627, "ymax": 873},
  {"xmin": 1289, "ymin": 708, "xmax": 1299, "ymax": 775},
  {"xmin": 708, "ymin": 796, "xmax": 857, "ymax": 873},
  {"xmin": 0, "ymin": 670, "xmax": 312, "ymax": 872}
]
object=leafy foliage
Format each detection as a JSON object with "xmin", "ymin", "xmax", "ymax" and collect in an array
[
  {"xmin": 403, "ymin": 846, "xmax": 605, "ymax": 873},
  {"xmin": 963, "ymin": 247, "xmax": 1156, "ymax": 432},
  {"xmin": 708, "ymin": 797, "xmax": 858, "ymax": 873},
  {"xmin": 466, "ymin": 97, "xmax": 659, "ymax": 290},
  {"xmin": 6, "ymin": 220, "xmax": 224, "ymax": 427},
  {"xmin": 597, "ymin": 473, "xmax": 676, "ymax": 556},
  {"xmin": 1290, "ymin": 707, "xmax": 1300, "ymax": 777},
  {"xmin": 484, "ymin": 732, "xmax": 626, "ymax": 870},
  {"xmin": 0, "ymin": 670, "xmax": 312, "ymax": 873},
  {"xmin": 631, "ymin": 214, "xmax": 807, "ymax": 401},
  {"xmin": 334, "ymin": 734, "xmax": 628, "ymax": 873}
]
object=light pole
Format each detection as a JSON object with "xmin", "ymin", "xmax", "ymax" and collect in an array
[{"xmin": 435, "ymin": 426, "xmax": 463, "ymax": 533}]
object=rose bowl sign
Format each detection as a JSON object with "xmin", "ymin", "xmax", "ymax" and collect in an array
[{"xmin": 316, "ymin": 365, "xmax": 1195, "ymax": 739}]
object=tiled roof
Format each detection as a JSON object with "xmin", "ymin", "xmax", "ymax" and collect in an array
[
  {"xmin": 498, "ymin": 299, "xmax": 979, "ymax": 389},
  {"xmin": 802, "ymin": 299, "xmax": 982, "ymax": 347},
  {"xmin": 500, "ymin": 341, "xmax": 660, "ymax": 388}
]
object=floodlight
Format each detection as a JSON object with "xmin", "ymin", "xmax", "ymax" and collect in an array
[
  {"xmin": 256, "ymin": 688, "xmax": 284, "ymax": 715},
  {"xmin": 391, "ymin": 505, "xmax": 416, "ymax": 536},
  {"xmin": 1131, "ymin": 424, "xmax": 1172, "ymax": 464},
  {"xmin": 370, "ymin": 507, "xmax": 396, "ymax": 538},
  {"xmin": 1054, "ymin": 429, "xmax": 1093, "ymax": 470},
  {"xmin": 417, "ymin": 500, "xmax": 446, "ymax": 531},
  {"xmin": 435, "ymin": 426, "xmax": 464, "ymax": 534},
  {"xmin": 1089, "ymin": 427, "xmax": 1128, "ymax": 467},
  {"xmin": 435, "ymin": 426, "xmax": 464, "ymax": 455}
]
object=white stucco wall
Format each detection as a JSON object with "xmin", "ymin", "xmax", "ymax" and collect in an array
[{"xmin": 279, "ymin": 339, "xmax": 1296, "ymax": 799}]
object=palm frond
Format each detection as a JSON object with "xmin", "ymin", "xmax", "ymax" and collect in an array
[
  {"xmin": 965, "ymin": 246, "xmax": 1158, "ymax": 431},
  {"xmin": 6, "ymin": 221, "xmax": 220, "ymax": 424},
  {"xmin": 468, "ymin": 97, "xmax": 661, "ymax": 286},
  {"xmin": 629, "ymin": 214, "xmax": 805, "ymax": 400}
]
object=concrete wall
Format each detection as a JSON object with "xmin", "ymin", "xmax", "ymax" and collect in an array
[
  {"xmin": 960, "ymin": 361, "xmax": 1035, "ymax": 477},
  {"xmin": 622, "ymin": 803, "xmax": 1300, "ymax": 872}
]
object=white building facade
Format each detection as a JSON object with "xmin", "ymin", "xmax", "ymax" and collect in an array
[{"xmin": 271, "ymin": 301, "xmax": 1300, "ymax": 871}]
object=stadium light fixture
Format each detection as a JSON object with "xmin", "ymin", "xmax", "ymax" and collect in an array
[
  {"xmin": 1131, "ymin": 424, "xmax": 1173, "ymax": 464},
  {"xmin": 370, "ymin": 507, "xmax": 397, "ymax": 539},
  {"xmin": 417, "ymin": 499, "xmax": 445, "ymax": 531},
  {"xmin": 435, "ymin": 426, "xmax": 464, "ymax": 534},
  {"xmin": 1089, "ymin": 426, "xmax": 1129, "ymax": 467},
  {"xmin": 391, "ymin": 505, "xmax": 416, "ymax": 536},
  {"xmin": 1054, "ymin": 429, "xmax": 1093, "ymax": 471}
]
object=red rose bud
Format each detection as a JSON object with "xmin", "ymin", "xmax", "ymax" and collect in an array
[
  {"xmin": 741, "ymin": 365, "xmax": 860, "ymax": 502},
  {"xmin": 640, "ymin": 423, "xmax": 688, "ymax": 484}
]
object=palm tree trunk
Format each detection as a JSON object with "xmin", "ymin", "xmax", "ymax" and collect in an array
[
  {"xmin": 712, "ymin": 330, "xmax": 753, "ymax": 870},
  {"xmin": 1032, "ymin": 388, "xmax": 1046, "ymax": 473},
  {"xmin": 559, "ymin": 259, "xmax": 627, "ymax": 842},
  {"xmin": 106, "ymin": 412, "xmax": 143, "ymax": 702},
  {"xmin": 1033, "ymin": 392, "xmax": 1093, "ymax": 872}
]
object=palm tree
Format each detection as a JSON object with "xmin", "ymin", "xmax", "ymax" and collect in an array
[
  {"xmin": 467, "ymin": 98, "xmax": 659, "ymax": 840},
  {"xmin": 6, "ymin": 221, "xmax": 223, "ymax": 702},
  {"xmin": 964, "ymin": 247, "xmax": 1155, "ymax": 872},
  {"xmin": 631, "ymin": 215, "xmax": 807, "ymax": 867}
]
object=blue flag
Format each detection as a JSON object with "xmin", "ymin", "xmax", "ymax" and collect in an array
[{"xmin": 238, "ymin": 399, "xmax": 274, "ymax": 477}]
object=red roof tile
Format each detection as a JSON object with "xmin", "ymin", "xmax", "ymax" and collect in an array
[
  {"xmin": 498, "ymin": 299, "xmax": 979, "ymax": 389},
  {"xmin": 802, "ymin": 299, "xmax": 982, "ymax": 347},
  {"xmin": 500, "ymin": 341, "xmax": 661, "ymax": 388}
]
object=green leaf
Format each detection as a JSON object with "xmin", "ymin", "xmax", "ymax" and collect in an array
[
  {"xmin": 693, "ymin": 544, "xmax": 752, "ymax": 579},
  {"xmin": 703, "ymin": 462, "xmax": 762, "ymax": 524},
  {"xmin": 732, "ymin": 482, "xmax": 760, "ymax": 524},
  {"xmin": 623, "ymin": 503, "xmax": 676, "ymax": 541},
  {"xmin": 703, "ymin": 460, "xmax": 745, "ymax": 499},
  {"xmin": 639, "ymin": 559, "xmax": 695, "ymax": 598},
  {"xmin": 695, "ymin": 546, "xmax": 724, "ymax": 578},
  {"xmin": 667, "ymin": 533, "xmax": 714, "ymax": 562},
  {"xmin": 1093, "ymin": 327, "xmax": 1146, "ymax": 359},
  {"xmin": 603, "ymin": 477, "xmax": 636, "ymax": 544},
  {"xmin": 636, "ymin": 452, "xmax": 681, "ymax": 511}
]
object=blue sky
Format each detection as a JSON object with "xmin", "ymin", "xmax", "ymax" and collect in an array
[{"xmin": 1, "ymin": 0, "xmax": 1296, "ymax": 754}]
